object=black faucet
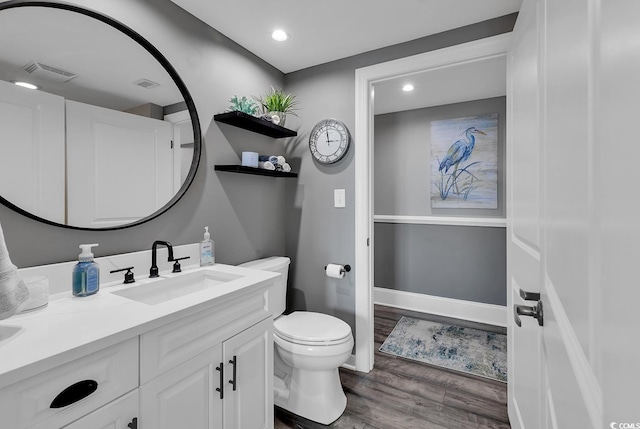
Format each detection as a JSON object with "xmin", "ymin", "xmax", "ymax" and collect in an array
[{"xmin": 150, "ymin": 241, "xmax": 174, "ymax": 278}]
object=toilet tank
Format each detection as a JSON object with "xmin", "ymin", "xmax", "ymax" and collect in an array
[{"xmin": 238, "ymin": 256, "xmax": 290, "ymax": 318}]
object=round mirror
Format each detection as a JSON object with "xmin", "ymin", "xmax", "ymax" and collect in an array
[{"xmin": 0, "ymin": 2, "xmax": 201, "ymax": 230}]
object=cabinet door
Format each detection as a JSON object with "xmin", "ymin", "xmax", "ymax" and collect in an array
[
  {"xmin": 0, "ymin": 79, "xmax": 65, "ymax": 223},
  {"xmin": 223, "ymin": 318, "xmax": 273, "ymax": 429},
  {"xmin": 140, "ymin": 344, "xmax": 223, "ymax": 429},
  {"xmin": 63, "ymin": 390, "xmax": 138, "ymax": 429},
  {"xmin": 65, "ymin": 99, "xmax": 174, "ymax": 228}
]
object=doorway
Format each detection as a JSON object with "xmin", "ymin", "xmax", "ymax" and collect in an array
[{"xmin": 353, "ymin": 33, "xmax": 512, "ymax": 372}]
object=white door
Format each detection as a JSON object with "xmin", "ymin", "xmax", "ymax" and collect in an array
[
  {"xmin": 507, "ymin": 0, "xmax": 640, "ymax": 427},
  {"xmin": 0, "ymin": 80, "xmax": 65, "ymax": 223},
  {"xmin": 66, "ymin": 100, "xmax": 174, "ymax": 228},
  {"xmin": 222, "ymin": 318, "xmax": 273, "ymax": 429},
  {"xmin": 506, "ymin": 0, "xmax": 543, "ymax": 426}
]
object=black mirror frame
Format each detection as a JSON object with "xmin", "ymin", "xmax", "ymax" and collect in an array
[{"xmin": 0, "ymin": 0, "xmax": 202, "ymax": 230}]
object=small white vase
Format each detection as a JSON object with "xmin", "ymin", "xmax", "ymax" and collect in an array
[{"xmin": 269, "ymin": 111, "xmax": 286, "ymax": 126}]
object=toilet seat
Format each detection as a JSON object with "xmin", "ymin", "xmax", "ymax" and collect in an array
[{"xmin": 274, "ymin": 312, "xmax": 352, "ymax": 346}]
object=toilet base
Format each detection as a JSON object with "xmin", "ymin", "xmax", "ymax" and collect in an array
[{"xmin": 274, "ymin": 367, "xmax": 347, "ymax": 425}]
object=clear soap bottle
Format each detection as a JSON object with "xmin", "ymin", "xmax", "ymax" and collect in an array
[
  {"xmin": 73, "ymin": 244, "xmax": 100, "ymax": 297},
  {"xmin": 200, "ymin": 227, "xmax": 214, "ymax": 266}
]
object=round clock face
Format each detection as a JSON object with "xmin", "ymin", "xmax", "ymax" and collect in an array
[{"xmin": 309, "ymin": 119, "xmax": 351, "ymax": 164}]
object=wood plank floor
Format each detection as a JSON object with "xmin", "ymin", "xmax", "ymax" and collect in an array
[{"xmin": 275, "ymin": 305, "xmax": 510, "ymax": 429}]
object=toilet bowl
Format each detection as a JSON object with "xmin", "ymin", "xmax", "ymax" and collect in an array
[{"xmin": 239, "ymin": 257, "xmax": 353, "ymax": 425}]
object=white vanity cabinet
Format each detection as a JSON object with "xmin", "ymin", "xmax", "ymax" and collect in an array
[
  {"xmin": 139, "ymin": 287, "xmax": 273, "ymax": 429},
  {"xmin": 0, "ymin": 264, "xmax": 277, "ymax": 429}
]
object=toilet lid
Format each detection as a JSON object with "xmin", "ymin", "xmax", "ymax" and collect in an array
[{"xmin": 274, "ymin": 312, "xmax": 352, "ymax": 345}]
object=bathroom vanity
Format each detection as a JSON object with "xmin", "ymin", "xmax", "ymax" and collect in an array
[{"xmin": 0, "ymin": 263, "xmax": 278, "ymax": 429}]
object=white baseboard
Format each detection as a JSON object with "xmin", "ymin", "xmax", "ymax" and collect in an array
[
  {"xmin": 374, "ymin": 287, "xmax": 507, "ymax": 327},
  {"xmin": 341, "ymin": 354, "xmax": 356, "ymax": 371}
]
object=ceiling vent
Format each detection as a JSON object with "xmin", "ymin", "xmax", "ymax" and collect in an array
[
  {"xmin": 133, "ymin": 78, "xmax": 160, "ymax": 89},
  {"xmin": 23, "ymin": 61, "xmax": 77, "ymax": 83}
]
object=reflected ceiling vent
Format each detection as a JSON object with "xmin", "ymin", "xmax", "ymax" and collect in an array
[
  {"xmin": 23, "ymin": 61, "xmax": 77, "ymax": 83},
  {"xmin": 133, "ymin": 78, "xmax": 160, "ymax": 89}
]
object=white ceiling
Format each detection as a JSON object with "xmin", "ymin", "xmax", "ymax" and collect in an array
[
  {"xmin": 0, "ymin": 7, "xmax": 183, "ymax": 112},
  {"xmin": 373, "ymin": 55, "xmax": 507, "ymax": 115},
  {"xmin": 169, "ymin": 0, "xmax": 521, "ymax": 74}
]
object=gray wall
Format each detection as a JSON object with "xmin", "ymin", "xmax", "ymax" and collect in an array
[
  {"xmin": 283, "ymin": 16, "xmax": 516, "ymax": 333},
  {"xmin": 375, "ymin": 223, "xmax": 506, "ymax": 305},
  {"xmin": 375, "ymin": 97, "xmax": 506, "ymax": 217},
  {"xmin": 0, "ymin": 0, "xmax": 288, "ymax": 268},
  {"xmin": 373, "ymin": 98, "xmax": 507, "ymax": 306}
]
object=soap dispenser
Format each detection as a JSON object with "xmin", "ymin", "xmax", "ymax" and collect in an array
[
  {"xmin": 73, "ymin": 244, "xmax": 100, "ymax": 297},
  {"xmin": 200, "ymin": 227, "xmax": 214, "ymax": 266}
]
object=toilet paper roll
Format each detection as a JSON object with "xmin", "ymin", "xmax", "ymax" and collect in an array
[{"xmin": 325, "ymin": 264, "xmax": 345, "ymax": 279}]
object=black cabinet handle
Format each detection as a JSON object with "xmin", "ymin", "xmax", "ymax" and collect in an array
[
  {"xmin": 215, "ymin": 362, "xmax": 224, "ymax": 399},
  {"xmin": 127, "ymin": 417, "xmax": 138, "ymax": 429},
  {"xmin": 50, "ymin": 379, "xmax": 98, "ymax": 408},
  {"xmin": 228, "ymin": 356, "xmax": 237, "ymax": 391}
]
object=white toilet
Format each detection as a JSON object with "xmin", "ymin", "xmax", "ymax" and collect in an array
[{"xmin": 239, "ymin": 256, "xmax": 354, "ymax": 425}]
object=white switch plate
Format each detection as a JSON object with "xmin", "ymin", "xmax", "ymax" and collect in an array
[{"xmin": 334, "ymin": 189, "xmax": 346, "ymax": 208}]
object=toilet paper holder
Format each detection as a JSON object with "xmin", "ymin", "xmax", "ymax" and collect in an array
[{"xmin": 324, "ymin": 264, "xmax": 351, "ymax": 275}]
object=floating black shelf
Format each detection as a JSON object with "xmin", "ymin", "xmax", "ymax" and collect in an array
[
  {"xmin": 214, "ymin": 111, "xmax": 297, "ymax": 139},
  {"xmin": 214, "ymin": 165, "xmax": 298, "ymax": 178}
]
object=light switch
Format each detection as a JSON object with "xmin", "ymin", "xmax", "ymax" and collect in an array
[{"xmin": 334, "ymin": 189, "xmax": 346, "ymax": 208}]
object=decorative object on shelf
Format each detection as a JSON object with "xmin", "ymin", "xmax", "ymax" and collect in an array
[
  {"xmin": 255, "ymin": 86, "xmax": 299, "ymax": 126},
  {"xmin": 226, "ymin": 95, "xmax": 259, "ymax": 116},
  {"xmin": 241, "ymin": 151, "xmax": 259, "ymax": 168},
  {"xmin": 214, "ymin": 165, "xmax": 297, "ymax": 178},
  {"xmin": 308, "ymin": 118, "xmax": 351, "ymax": 164},
  {"xmin": 431, "ymin": 113, "xmax": 498, "ymax": 209},
  {"xmin": 213, "ymin": 111, "xmax": 297, "ymax": 138},
  {"xmin": 258, "ymin": 155, "xmax": 290, "ymax": 172}
]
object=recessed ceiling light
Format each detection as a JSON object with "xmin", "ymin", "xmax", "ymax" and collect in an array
[
  {"xmin": 402, "ymin": 84, "xmax": 414, "ymax": 92},
  {"xmin": 272, "ymin": 29, "xmax": 288, "ymax": 42},
  {"xmin": 12, "ymin": 81, "xmax": 39, "ymax": 90}
]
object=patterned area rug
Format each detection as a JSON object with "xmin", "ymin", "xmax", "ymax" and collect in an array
[{"xmin": 379, "ymin": 316, "xmax": 507, "ymax": 382}]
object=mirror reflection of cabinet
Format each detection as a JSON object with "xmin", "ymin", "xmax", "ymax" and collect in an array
[
  {"xmin": 0, "ymin": 80, "xmax": 180, "ymax": 228},
  {"xmin": 0, "ymin": 80, "xmax": 66, "ymax": 223},
  {"xmin": 66, "ymin": 100, "xmax": 175, "ymax": 228},
  {"xmin": 0, "ymin": 2, "xmax": 201, "ymax": 230}
]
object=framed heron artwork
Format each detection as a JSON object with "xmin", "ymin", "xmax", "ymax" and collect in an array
[{"xmin": 431, "ymin": 113, "xmax": 498, "ymax": 209}]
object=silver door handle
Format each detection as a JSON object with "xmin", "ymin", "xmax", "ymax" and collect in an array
[
  {"xmin": 519, "ymin": 288, "xmax": 540, "ymax": 302},
  {"xmin": 514, "ymin": 300, "xmax": 544, "ymax": 327}
]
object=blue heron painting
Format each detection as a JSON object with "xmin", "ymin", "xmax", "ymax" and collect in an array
[{"xmin": 431, "ymin": 114, "xmax": 498, "ymax": 209}]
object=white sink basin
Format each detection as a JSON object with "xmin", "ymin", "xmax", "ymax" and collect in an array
[{"xmin": 111, "ymin": 269, "xmax": 243, "ymax": 305}]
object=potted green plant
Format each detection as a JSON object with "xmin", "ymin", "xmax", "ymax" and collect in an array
[
  {"xmin": 256, "ymin": 86, "xmax": 299, "ymax": 126},
  {"xmin": 226, "ymin": 95, "xmax": 259, "ymax": 116}
]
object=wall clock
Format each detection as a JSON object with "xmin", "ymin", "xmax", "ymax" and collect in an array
[{"xmin": 309, "ymin": 119, "xmax": 351, "ymax": 164}]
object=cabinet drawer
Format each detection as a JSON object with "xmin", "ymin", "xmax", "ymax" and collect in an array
[
  {"xmin": 63, "ymin": 389, "xmax": 139, "ymax": 429},
  {"xmin": 140, "ymin": 288, "xmax": 268, "ymax": 383},
  {"xmin": 0, "ymin": 337, "xmax": 138, "ymax": 429}
]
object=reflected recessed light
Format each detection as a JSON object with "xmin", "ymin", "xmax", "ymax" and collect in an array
[
  {"xmin": 402, "ymin": 84, "xmax": 414, "ymax": 92},
  {"xmin": 13, "ymin": 81, "xmax": 38, "ymax": 90},
  {"xmin": 272, "ymin": 29, "xmax": 288, "ymax": 41}
]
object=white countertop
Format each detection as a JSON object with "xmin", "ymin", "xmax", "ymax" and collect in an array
[{"xmin": 0, "ymin": 263, "xmax": 279, "ymax": 389}]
